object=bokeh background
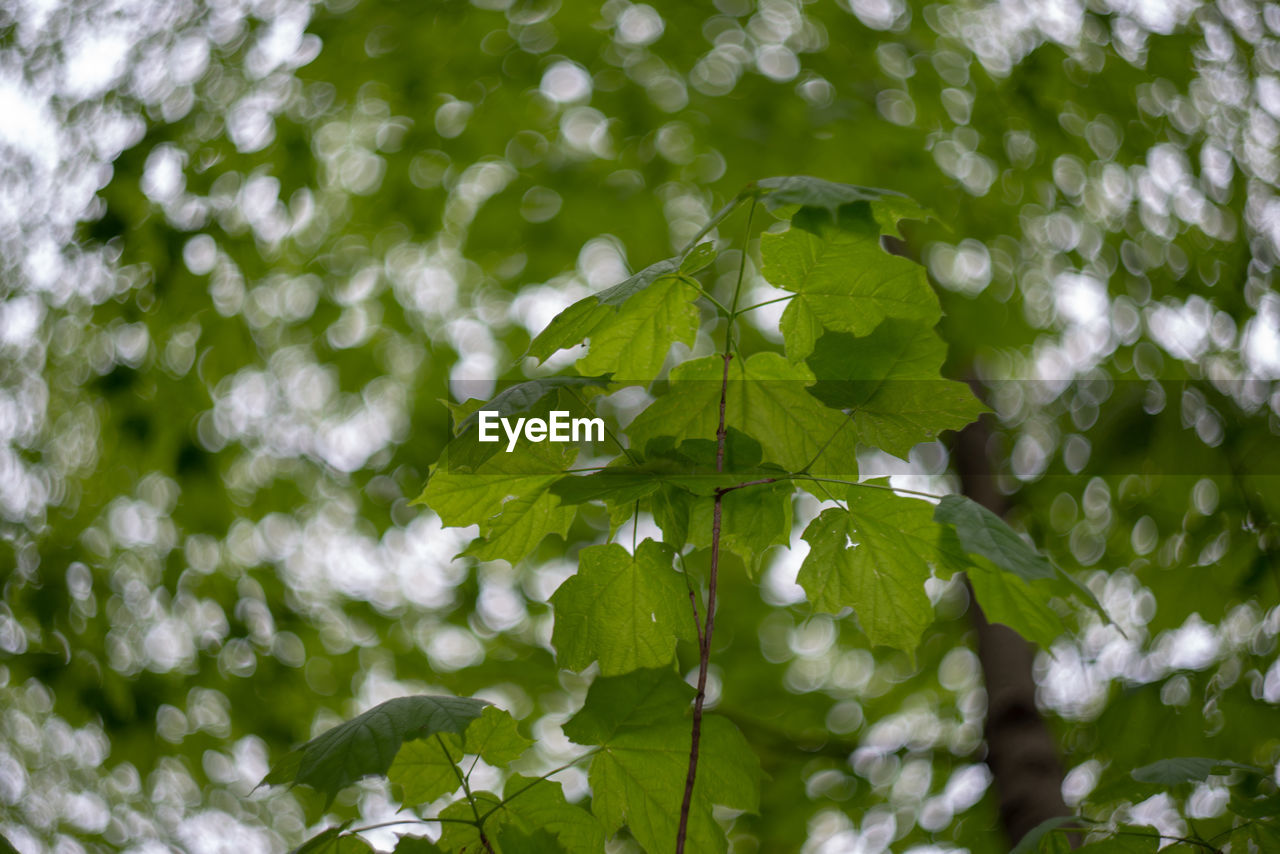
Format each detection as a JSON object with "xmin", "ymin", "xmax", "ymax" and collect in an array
[{"xmin": 1, "ymin": 0, "xmax": 1279, "ymax": 851}]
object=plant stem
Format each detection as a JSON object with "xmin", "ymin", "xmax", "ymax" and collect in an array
[
  {"xmin": 441, "ymin": 734, "xmax": 495, "ymax": 854},
  {"xmin": 678, "ymin": 552, "xmax": 705, "ymax": 649},
  {"xmin": 676, "ymin": 352, "xmax": 730, "ymax": 853},
  {"xmin": 343, "ymin": 817, "xmax": 478, "ymax": 834},
  {"xmin": 677, "ymin": 201, "xmax": 754, "ymax": 853},
  {"xmin": 678, "ymin": 190, "xmax": 749, "ymax": 256},
  {"xmin": 735, "ymin": 293, "xmax": 795, "ymax": 313},
  {"xmin": 679, "ymin": 273, "xmax": 733, "ymax": 318},
  {"xmin": 482, "ymin": 748, "xmax": 601, "ymax": 820}
]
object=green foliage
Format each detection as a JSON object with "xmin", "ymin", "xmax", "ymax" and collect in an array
[
  {"xmin": 262, "ymin": 176, "xmax": 1053, "ymax": 850},
  {"xmin": 563, "ymin": 670, "xmax": 761, "ymax": 854},
  {"xmin": 798, "ymin": 485, "xmax": 959, "ymax": 652},
  {"xmin": 291, "ymin": 826, "xmax": 376, "ymax": 854},
  {"xmin": 381, "ymin": 176, "xmax": 1095, "ymax": 851},
  {"xmin": 761, "ymin": 205, "xmax": 940, "ymax": 360},
  {"xmin": 265, "ymin": 695, "xmax": 487, "ymax": 804},
  {"xmin": 11, "ymin": 0, "xmax": 1280, "ymax": 852},
  {"xmin": 550, "ymin": 540, "xmax": 696, "ymax": 676}
]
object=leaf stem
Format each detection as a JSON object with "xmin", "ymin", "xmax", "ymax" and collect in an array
[
  {"xmin": 481, "ymin": 748, "xmax": 602, "ymax": 821},
  {"xmin": 678, "ymin": 190, "xmax": 749, "ymax": 256},
  {"xmin": 735, "ymin": 293, "xmax": 795, "ymax": 314},
  {"xmin": 632, "ymin": 499, "xmax": 639, "ymax": 551},
  {"xmin": 678, "ymin": 273, "xmax": 733, "ymax": 318},
  {"xmin": 343, "ymin": 817, "xmax": 477, "ymax": 834}
]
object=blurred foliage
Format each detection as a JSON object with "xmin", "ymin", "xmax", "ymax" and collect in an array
[{"xmin": 1, "ymin": 0, "xmax": 1279, "ymax": 851}]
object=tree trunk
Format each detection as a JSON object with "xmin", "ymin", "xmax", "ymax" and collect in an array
[{"xmin": 953, "ymin": 412, "xmax": 1074, "ymax": 847}]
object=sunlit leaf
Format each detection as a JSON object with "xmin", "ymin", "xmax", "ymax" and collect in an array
[
  {"xmin": 796, "ymin": 487, "xmax": 947, "ymax": 652},
  {"xmin": 551, "ymin": 540, "xmax": 696, "ymax": 676},
  {"xmin": 760, "ymin": 206, "xmax": 940, "ymax": 360}
]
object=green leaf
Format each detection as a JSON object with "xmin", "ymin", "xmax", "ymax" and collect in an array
[
  {"xmin": 934, "ymin": 495, "xmax": 1056, "ymax": 581},
  {"xmin": 391, "ymin": 836, "xmax": 445, "ymax": 853},
  {"xmin": 806, "ymin": 323, "xmax": 988, "ymax": 458},
  {"xmin": 263, "ymin": 695, "xmax": 487, "ymax": 804},
  {"xmin": 492, "ymin": 775, "xmax": 607, "ymax": 852},
  {"xmin": 1245, "ymin": 822, "xmax": 1280, "ymax": 850},
  {"xmin": 796, "ymin": 487, "xmax": 945, "ymax": 652},
  {"xmin": 462, "ymin": 485, "xmax": 575, "ymax": 564},
  {"xmin": 463, "ymin": 705, "xmax": 532, "ymax": 766},
  {"xmin": 577, "ymin": 274, "xmax": 700, "ymax": 381},
  {"xmin": 389, "ymin": 736, "xmax": 461, "ymax": 806},
  {"xmin": 550, "ymin": 430, "xmax": 776, "ymax": 507},
  {"xmin": 388, "ymin": 707, "xmax": 530, "ymax": 806},
  {"xmin": 627, "ymin": 352, "xmax": 861, "ymax": 480},
  {"xmin": 529, "ymin": 257, "xmax": 701, "ymax": 382},
  {"xmin": 966, "ymin": 559, "xmax": 1065, "ymax": 648},
  {"xmin": 562, "ymin": 668, "xmax": 691, "ymax": 744},
  {"xmin": 935, "ymin": 496, "xmax": 1104, "ymax": 620},
  {"xmin": 760, "ymin": 206, "xmax": 940, "ymax": 360},
  {"xmin": 1229, "ymin": 789, "xmax": 1280, "ymax": 819},
  {"xmin": 564, "ymin": 670, "xmax": 762, "ymax": 854},
  {"xmin": 651, "ymin": 484, "xmax": 693, "ymax": 550},
  {"xmin": 453, "ymin": 376, "xmax": 613, "ymax": 436},
  {"xmin": 1130, "ymin": 757, "xmax": 1263, "ymax": 784},
  {"xmin": 438, "ymin": 792, "xmax": 502, "ymax": 853},
  {"xmin": 437, "ymin": 385, "xmax": 600, "ymax": 474},
  {"xmin": 0, "ymin": 834, "xmax": 16, "ymax": 854},
  {"xmin": 291, "ymin": 827, "xmax": 375, "ymax": 854},
  {"xmin": 437, "ymin": 777, "xmax": 604, "ymax": 854},
  {"xmin": 687, "ymin": 480, "xmax": 793, "ymax": 574},
  {"xmin": 1074, "ymin": 830, "xmax": 1161, "ymax": 853},
  {"xmin": 419, "ymin": 421, "xmax": 578, "ymax": 566},
  {"xmin": 493, "ymin": 828, "xmax": 562, "ymax": 853},
  {"xmin": 550, "ymin": 540, "xmax": 696, "ymax": 676},
  {"xmin": 755, "ymin": 176, "xmax": 932, "ymax": 233},
  {"xmin": 550, "ymin": 469, "xmax": 663, "ymax": 506},
  {"xmin": 1009, "ymin": 815, "xmax": 1081, "ymax": 854},
  {"xmin": 679, "ymin": 241, "xmax": 717, "ymax": 274}
]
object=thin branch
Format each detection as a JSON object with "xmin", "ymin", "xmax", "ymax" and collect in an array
[
  {"xmin": 676, "ymin": 358, "xmax": 730, "ymax": 854},
  {"xmin": 716, "ymin": 476, "xmax": 780, "ymax": 495},
  {"xmin": 678, "ymin": 551, "xmax": 705, "ymax": 649},
  {"xmin": 440, "ymin": 734, "xmax": 495, "ymax": 854},
  {"xmin": 677, "ymin": 198, "xmax": 752, "ymax": 848}
]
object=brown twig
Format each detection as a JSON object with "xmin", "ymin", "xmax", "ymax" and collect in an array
[
  {"xmin": 676, "ymin": 350, "xmax": 732, "ymax": 852},
  {"xmin": 677, "ymin": 199, "xmax": 754, "ymax": 852}
]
